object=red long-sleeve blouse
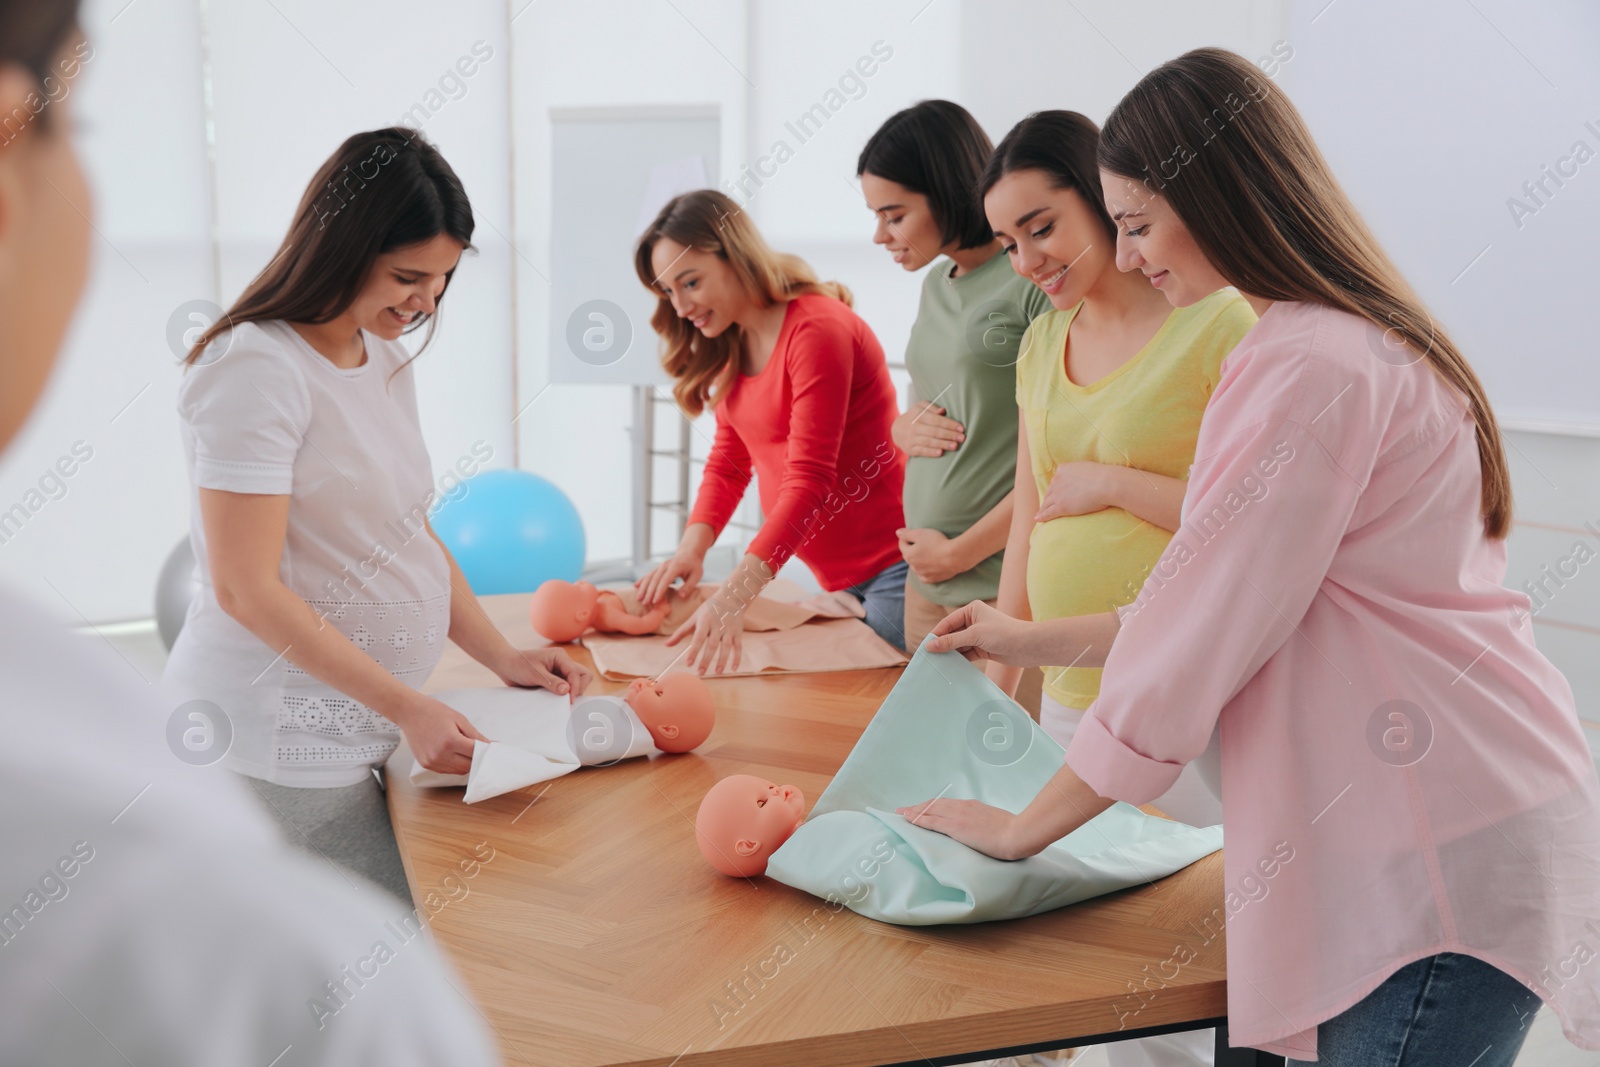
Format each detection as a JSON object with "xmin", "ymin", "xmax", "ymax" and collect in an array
[{"xmin": 686, "ymin": 293, "xmax": 905, "ymax": 592}]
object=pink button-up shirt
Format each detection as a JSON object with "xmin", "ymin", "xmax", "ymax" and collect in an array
[{"xmin": 1066, "ymin": 300, "xmax": 1600, "ymax": 1060}]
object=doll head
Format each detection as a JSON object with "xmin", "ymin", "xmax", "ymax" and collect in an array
[
  {"xmin": 625, "ymin": 672, "xmax": 714, "ymax": 753},
  {"xmin": 529, "ymin": 579, "xmax": 600, "ymax": 643},
  {"xmin": 695, "ymin": 774, "xmax": 806, "ymax": 877}
]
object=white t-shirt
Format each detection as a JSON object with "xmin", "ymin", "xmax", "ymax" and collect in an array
[
  {"xmin": 0, "ymin": 580, "xmax": 497, "ymax": 1065},
  {"xmin": 163, "ymin": 321, "xmax": 452, "ymax": 787}
]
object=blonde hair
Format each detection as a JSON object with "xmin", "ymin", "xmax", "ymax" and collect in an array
[
  {"xmin": 1100, "ymin": 48, "xmax": 1512, "ymax": 539},
  {"xmin": 634, "ymin": 190, "xmax": 851, "ymax": 417}
]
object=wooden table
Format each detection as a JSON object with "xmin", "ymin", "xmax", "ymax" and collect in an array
[{"xmin": 388, "ymin": 593, "xmax": 1279, "ymax": 1066}]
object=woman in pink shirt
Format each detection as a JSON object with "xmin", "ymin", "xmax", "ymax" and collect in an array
[{"xmin": 902, "ymin": 48, "xmax": 1600, "ymax": 1065}]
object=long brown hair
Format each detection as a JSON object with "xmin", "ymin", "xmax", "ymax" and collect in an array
[
  {"xmin": 634, "ymin": 190, "xmax": 850, "ymax": 417},
  {"xmin": 0, "ymin": 0, "xmax": 80, "ymax": 136},
  {"xmin": 1099, "ymin": 47, "xmax": 1512, "ymax": 539},
  {"xmin": 187, "ymin": 127, "xmax": 475, "ymax": 380}
]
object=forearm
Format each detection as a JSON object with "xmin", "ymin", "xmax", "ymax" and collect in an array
[
  {"xmin": 987, "ymin": 481, "xmax": 1035, "ymax": 696},
  {"xmin": 1004, "ymin": 762, "xmax": 1118, "ymax": 858},
  {"xmin": 678, "ymin": 521, "xmax": 717, "ymax": 560},
  {"xmin": 1015, "ymin": 611, "xmax": 1121, "ymax": 670},
  {"xmin": 949, "ymin": 490, "xmax": 1015, "ymax": 572},
  {"xmin": 1105, "ymin": 466, "xmax": 1186, "ymax": 532},
  {"xmin": 223, "ymin": 583, "xmax": 428, "ymax": 725},
  {"xmin": 717, "ymin": 551, "xmax": 776, "ymax": 614}
]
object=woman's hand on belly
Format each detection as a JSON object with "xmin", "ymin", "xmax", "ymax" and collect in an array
[
  {"xmin": 892, "ymin": 401, "xmax": 964, "ymax": 458},
  {"xmin": 392, "ymin": 693, "xmax": 490, "ymax": 776},
  {"xmin": 897, "ymin": 526, "xmax": 966, "ymax": 585},
  {"xmin": 1034, "ymin": 461, "xmax": 1117, "ymax": 523}
]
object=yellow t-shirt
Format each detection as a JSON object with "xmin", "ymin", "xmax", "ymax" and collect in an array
[{"xmin": 1016, "ymin": 289, "xmax": 1257, "ymax": 708}]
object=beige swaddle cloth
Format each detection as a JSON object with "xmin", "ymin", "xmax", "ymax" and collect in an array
[{"xmin": 582, "ymin": 580, "xmax": 908, "ymax": 678}]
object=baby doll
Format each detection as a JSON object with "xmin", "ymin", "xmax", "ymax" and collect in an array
[
  {"xmin": 624, "ymin": 672, "xmax": 715, "ymax": 753},
  {"xmin": 696, "ymin": 774, "xmax": 806, "ymax": 877},
  {"xmin": 529, "ymin": 579, "xmax": 671, "ymax": 643}
]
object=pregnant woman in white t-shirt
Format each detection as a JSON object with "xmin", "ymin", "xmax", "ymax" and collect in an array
[{"xmin": 162, "ymin": 128, "xmax": 590, "ymax": 900}]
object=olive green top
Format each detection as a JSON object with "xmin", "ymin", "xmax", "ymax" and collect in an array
[{"xmin": 901, "ymin": 251, "xmax": 1052, "ymax": 606}]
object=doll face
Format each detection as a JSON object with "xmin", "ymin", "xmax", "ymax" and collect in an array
[
  {"xmin": 529, "ymin": 579, "xmax": 599, "ymax": 643},
  {"xmin": 625, "ymin": 672, "xmax": 714, "ymax": 753},
  {"xmin": 695, "ymin": 774, "xmax": 805, "ymax": 878}
]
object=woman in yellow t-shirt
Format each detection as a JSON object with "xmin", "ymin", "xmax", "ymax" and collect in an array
[{"xmin": 982, "ymin": 112, "xmax": 1256, "ymax": 816}]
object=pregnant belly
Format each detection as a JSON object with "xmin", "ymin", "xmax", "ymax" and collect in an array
[{"xmin": 1025, "ymin": 510, "xmax": 1174, "ymax": 623}]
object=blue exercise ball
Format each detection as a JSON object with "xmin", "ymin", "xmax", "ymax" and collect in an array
[{"xmin": 429, "ymin": 469, "xmax": 585, "ymax": 595}]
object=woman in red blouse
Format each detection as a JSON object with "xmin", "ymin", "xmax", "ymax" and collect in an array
[{"xmin": 633, "ymin": 190, "xmax": 908, "ymax": 673}]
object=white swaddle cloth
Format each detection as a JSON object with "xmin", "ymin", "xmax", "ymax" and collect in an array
[{"xmin": 401, "ymin": 688, "xmax": 658, "ymax": 803}]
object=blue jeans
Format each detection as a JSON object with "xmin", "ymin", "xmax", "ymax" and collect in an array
[
  {"xmin": 1288, "ymin": 952, "xmax": 1540, "ymax": 1067},
  {"xmin": 844, "ymin": 559, "xmax": 909, "ymax": 652}
]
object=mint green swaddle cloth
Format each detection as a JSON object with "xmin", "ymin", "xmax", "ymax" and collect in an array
[{"xmin": 765, "ymin": 640, "xmax": 1223, "ymax": 925}]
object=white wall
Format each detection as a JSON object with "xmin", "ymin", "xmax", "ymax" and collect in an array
[
  {"xmin": 0, "ymin": 0, "xmax": 210, "ymax": 626},
  {"xmin": 1283, "ymin": 0, "xmax": 1600, "ymax": 429},
  {"xmin": 8, "ymin": 0, "xmax": 1597, "ymax": 638},
  {"xmin": 510, "ymin": 0, "xmax": 749, "ymax": 567}
]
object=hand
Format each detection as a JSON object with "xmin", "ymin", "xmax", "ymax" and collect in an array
[
  {"xmin": 394, "ymin": 694, "xmax": 490, "ymax": 776},
  {"xmin": 665, "ymin": 591, "xmax": 745, "ymax": 675},
  {"xmin": 897, "ymin": 526, "xmax": 964, "ymax": 585},
  {"xmin": 895, "ymin": 797, "xmax": 1024, "ymax": 861},
  {"xmin": 636, "ymin": 551, "xmax": 704, "ymax": 607},
  {"xmin": 925, "ymin": 600, "xmax": 1037, "ymax": 666},
  {"xmin": 1036, "ymin": 461, "xmax": 1117, "ymax": 522},
  {"xmin": 495, "ymin": 646, "xmax": 593, "ymax": 700},
  {"xmin": 892, "ymin": 401, "xmax": 964, "ymax": 458}
]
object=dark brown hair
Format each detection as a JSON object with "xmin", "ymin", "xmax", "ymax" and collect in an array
[
  {"xmin": 634, "ymin": 190, "xmax": 849, "ymax": 418},
  {"xmin": 858, "ymin": 99, "xmax": 995, "ymax": 251},
  {"xmin": 187, "ymin": 127, "xmax": 475, "ymax": 379},
  {"xmin": 978, "ymin": 110, "xmax": 1116, "ymax": 244},
  {"xmin": 1099, "ymin": 47, "xmax": 1511, "ymax": 538},
  {"xmin": 0, "ymin": 0, "xmax": 80, "ymax": 136}
]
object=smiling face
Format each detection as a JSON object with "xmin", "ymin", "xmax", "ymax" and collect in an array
[
  {"xmin": 695, "ymin": 773, "xmax": 806, "ymax": 877},
  {"xmin": 1100, "ymin": 171, "xmax": 1232, "ymax": 308},
  {"xmin": 983, "ymin": 168, "xmax": 1114, "ymax": 311},
  {"xmin": 348, "ymin": 232, "xmax": 464, "ymax": 341},
  {"xmin": 859, "ymin": 171, "xmax": 945, "ymax": 271},
  {"xmin": 648, "ymin": 236, "xmax": 753, "ymax": 339}
]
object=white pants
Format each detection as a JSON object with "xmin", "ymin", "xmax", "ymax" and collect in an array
[{"xmin": 1037, "ymin": 694, "xmax": 1219, "ymax": 1067}]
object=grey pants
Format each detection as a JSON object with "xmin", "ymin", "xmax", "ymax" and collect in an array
[{"xmin": 240, "ymin": 771, "xmax": 412, "ymax": 904}]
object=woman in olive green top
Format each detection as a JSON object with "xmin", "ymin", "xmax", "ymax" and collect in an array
[{"xmin": 857, "ymin": 101, "xmax": 1052, "ymax": 672}]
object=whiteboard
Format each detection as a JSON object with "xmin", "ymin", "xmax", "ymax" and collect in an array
[{"xmin": 548, "ymin": 108, "xmax": 721, "ymax": 385}]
